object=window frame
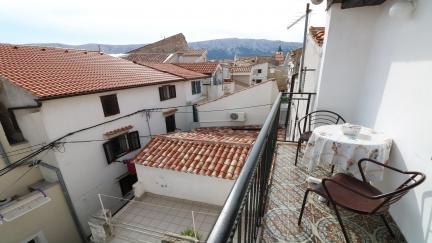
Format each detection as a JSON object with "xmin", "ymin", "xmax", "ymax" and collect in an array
[
  {"xmin": 159, "ymin": 85, "xmax": 176, "ymax": 101},
  {"xmin": 100, "ymin": 94, "xmax": 120, "ymax": 117},
  {"xmin": 191, "ymin": 80, "xmax": 202, "ymax": 95},
  {"xmin": 103, "ymin": 131, "xmax": 141, "ymax": 164}
]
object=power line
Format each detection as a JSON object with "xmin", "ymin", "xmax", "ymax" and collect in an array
[
  {"xmin": 0, "ymin": 102, "xmax": 274, "ymax": 176},
  {"xmin": 0, "ymin": 143, "xmax": 45, "ymax": 158}
]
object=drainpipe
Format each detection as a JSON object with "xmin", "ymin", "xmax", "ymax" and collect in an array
[
  {"xmin": 37, "ymin": 161, "xmax": 87, "ymax": 243},
  {"xmin": 298, "ymin": 3, "xmax": 311, "ymax": 92}
]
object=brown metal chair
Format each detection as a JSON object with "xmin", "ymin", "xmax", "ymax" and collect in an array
[
  {"xmin": 294, "ymin": 110, "xmax": 345, "ymax": 166},
  {"xmin": 298, "ymin": 158, "xmax": 426, "ymax": 243}
]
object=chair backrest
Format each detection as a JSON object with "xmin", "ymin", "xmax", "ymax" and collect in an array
[
  {"xmin": 358, "ymin": 158, "xmax": 426, "ymax": 214},
  {"xmin": 373, "ymin": 170, "xmax": 425, "ymax": 213},
  {"xmin": 297, "ymin": 110, "xmax": 346, "ymax": 134}
]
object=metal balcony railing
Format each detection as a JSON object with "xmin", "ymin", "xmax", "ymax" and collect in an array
[
  {"xmin": 207, "ymin": 92, "xmax": 316, "ymax": 242},
  {"xmin": 207, "ymin": 93, "xmax": 281, "ymax": 242}
]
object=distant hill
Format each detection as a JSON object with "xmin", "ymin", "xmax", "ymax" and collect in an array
[
  {"xmin": 190, "ymin": 38, "xmax": 301, "ymax": 60},
  {"xmin": 31, "ymin": 38, "xmax": 301, "ymax": 60}
]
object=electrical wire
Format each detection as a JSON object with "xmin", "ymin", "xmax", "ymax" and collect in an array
[
  {"xmin": 0, "ymin": 102, "xmax": 273, "ymax": 176},
  {"xmin": 0, "ymin": 143, "xmax": 45, "ymax": 158},
  {"xmin": 0, "ymin": 164, "xmax": 35, "ymax": 197}
]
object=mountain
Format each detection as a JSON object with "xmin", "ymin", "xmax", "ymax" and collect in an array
[
  {"xmin": 31, "ymin": 38, "xmax": 302, "ymax": 60},
  {"xmin": 190, "ymin": 38, "xmax": 301, "ymax": 60}
]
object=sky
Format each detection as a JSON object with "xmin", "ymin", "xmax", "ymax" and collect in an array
[{"xmin": 0, "ymin": 0, "xmax": 327, "ymax": 45}]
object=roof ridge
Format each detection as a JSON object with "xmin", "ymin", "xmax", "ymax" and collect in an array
[{"xmin": 157, "ymin": 134, "xmax": 254, "ymax": 147}]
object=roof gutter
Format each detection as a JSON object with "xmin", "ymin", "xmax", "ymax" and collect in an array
[
  {"xmin": 7, "ymin": 101, "xmax": 42, "ymax": 113},
  {"xmin": 36, "ymin": 161, "xmax": 87, "ymax": 243}
]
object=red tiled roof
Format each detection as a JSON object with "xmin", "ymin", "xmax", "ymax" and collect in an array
[
  {"xmin": 231, "ymin": 66, "xmax": 252, "ymax": 73},
  {"xmin": 173, "ymin": 62, "xmax": 219, "ymax": 75},
  {"xmin": 104, "ymin": 125, "xmax": 133, "ymax": 137},
  {"xmin": 142, "ymin": 63, "xmax": 209, "ymax": 80},
  {"xmin": 0, "ymin": 44, "xmax": 183, "ymax": 99},
  {"xmin": 131, "ymin": 128, "xmax": 259, "ymax": 180},
  {"xmin": 124, "ymin": 53, "xmax": 171, "ymax": 63},
  {"xmin": 309, "ymin": 26, "xmax": 325, "ymax": 46}
]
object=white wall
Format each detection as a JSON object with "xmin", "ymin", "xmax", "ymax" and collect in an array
[
  {"xmin": 135, "ymin": 165, "xmax": 234, "ymax": 206},
  {"xmin": 317, "ymin": 3, "xmax": 432, "ymax": 242},
  {"xmin": 302, "ymin": 34, "xmax": 322, "ymax": 93},
  {"xmin": 251, "ymin": 63, "xmax": 269, "ymax": 83},
  {"xmin": 315, "ymin": 5, "xmax": 380, "ymax": 121},
  {"xmin": 197, "ymin": 81, "xmax": 279, "ymax": 127},
  {"xmin": 10, "ymin": 81, "xmax": 196, "ymax": 236}
]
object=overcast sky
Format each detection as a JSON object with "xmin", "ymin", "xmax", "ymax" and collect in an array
[{"xmin": 0, "ymin": 0, "xmax": 327, "ymax": 45}]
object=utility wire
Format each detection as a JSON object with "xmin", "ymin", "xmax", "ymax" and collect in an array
[
  {"xmin": 0, "ymin": 143, "xmax": 45, "ymax": 158},
  {"xmin": 0, "ymin": 102, "xmax": 273, "ymax": 176}
]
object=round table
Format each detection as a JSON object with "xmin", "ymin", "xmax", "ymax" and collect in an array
[{"xmin": 301, "ymin": 124, "xmax": 392, "ymax": 181}]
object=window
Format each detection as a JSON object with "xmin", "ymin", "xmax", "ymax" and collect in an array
[
  {"xmin": 118, "ymin": 173, "xmax": 138, "ymax": 196},
  {"xmin": 255, "ymin": 79, "xmax": 262, "ymax": 84},
  {"xmin": 159, "ymin": 85, "xmax": 176, "ymax": 101},
  {"xmin": 191, "ymin": 81, "xmax": 201, "ymax": 95},
  {"xmin": 257, "ymin": 69, "xmax": 262, "ymax": 74},
  {"xmin": 103, "ymin": 131, "xmax": 141, "ymax": 164},
  {"xmin": 100, "ymin": 94, "xmax": 120, "ymax": 117},
  {"xmin": 165, "ymin": 114, "xmax": 176, "ymax": 133}
]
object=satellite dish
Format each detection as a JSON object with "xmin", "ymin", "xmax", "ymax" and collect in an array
[{"xmin": 311, "ymin": 0, "xmax": 323, "ymax": 5}]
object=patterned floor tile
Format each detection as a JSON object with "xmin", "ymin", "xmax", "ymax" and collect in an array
[{"xmin": 261, "ymin": 143, "xmax": 406, "ymax": 243}]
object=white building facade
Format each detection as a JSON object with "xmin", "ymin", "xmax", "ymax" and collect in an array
[{"xmin": 315, "ymin": 2, "xmax": 432, "ymax": 242}]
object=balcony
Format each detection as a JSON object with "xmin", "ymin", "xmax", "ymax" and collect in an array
[{"xmin": 207, "ymin": 92, "xmax": 407, "ymax": 242}]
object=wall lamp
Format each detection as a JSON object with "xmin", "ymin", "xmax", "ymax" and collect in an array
[{"xmin": 389, "ymin": 0, "xmax": 416, "ymax": 19}]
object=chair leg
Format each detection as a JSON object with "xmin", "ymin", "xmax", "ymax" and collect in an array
[
  {"xmin": 295, "ymin": 139, "xmax": 302, "ymax": 166},
  {"xmin": 298, "ymin": 189, "xmax": 310, "ymax": 226},
  {"xmin": 330, "ymin": 164, "xmax": 335, "ymax": 176},
  {"xmin": 331, "ymin": 202, "xmax": 350, "ymax": 243},
  {"xmin": 381, "ymin": 215, "xmax": 395, "ymax": 238}
]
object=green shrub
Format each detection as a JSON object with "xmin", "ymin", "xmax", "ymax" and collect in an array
[{"xmin": 180, "ymin": 228, "xmax": 201, "ymax": 240}]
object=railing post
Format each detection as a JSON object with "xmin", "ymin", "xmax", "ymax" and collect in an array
[{"xmin": 303, "ymin": 93, "xmax": 312, "ymax": 133}]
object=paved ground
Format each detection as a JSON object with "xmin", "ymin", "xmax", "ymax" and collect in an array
[
  {"xmin": 261, "ymin": 143, "xmax": 406, "ymax": 243},
  {"xmin": 109, "ymin": 193, "xmax": 220, "ymax": 243}
]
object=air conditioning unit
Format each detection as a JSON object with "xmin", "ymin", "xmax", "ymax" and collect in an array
[{"xmin": 229, "ymin": 112, "xmax": 246, "ymax": 121}]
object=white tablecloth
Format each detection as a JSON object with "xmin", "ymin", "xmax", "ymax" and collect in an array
[{"xmin": 302, "ymin": 125, "xmax": 392, "ymax": 181}]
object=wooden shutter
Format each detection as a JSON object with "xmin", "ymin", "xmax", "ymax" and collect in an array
[
  {"xmin": 193, "ymin": 105, "xmax": 199, "ymax": 122},
  {"xmin": 100, "ymin": 94, "xmax": 120, "ymax": 117},
  {"xmin": 127, "ymin": 131, "xmax": 141, "ymax": 151},
  {"xmin": 169, "ymin": 85, "xmax": 176, "ymax": 98},
  {"xmin": 197, "ymin": 81, "xmax": 201, "ymax": 94},
  {"xmin": 165, "ymin": 115, "xmax": 176, "ymax": 133},
  {"xmin": 159, "ymin": 87, "xmax": 165, "ymax": 101},
  {"xmin": 103, "ymin": 141, "xmax": 115, "ymax": 164}
]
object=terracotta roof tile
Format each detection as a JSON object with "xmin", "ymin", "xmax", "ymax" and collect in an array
[
  {"xmin": 173, "ymin": 62, "xmax": 219, "ymax": 75},
  {"xmin": 309, "ymin": 26, "xmax": 325, "ymax": 46},
  {"xmin": 131, "ymin": 127, "xmax": 259, "ymax": 180},
  {"xmin": 104, "ymin": 125, "xmax": 133, "ymax": 137},
  {"xmin": 142, "ymin": 63, "xmax": 209, "ymax": 80},
  {"xmin": 231, "ymin": 66, "xmax": 252, "ymax": 73},
  {"xmin": 0, "ymin": 44, "xmax": 183, "ymax": 99},
  {"xmin": 124, "ymin": 53, "xmax": 171, "ymax": 63}
]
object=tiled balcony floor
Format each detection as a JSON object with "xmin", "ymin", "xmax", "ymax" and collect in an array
[
  {"xmin": 109, "ymin": 193, "xmax": 221, "ymax": 243},
  {"xmin": 261, "ymin": 143, "xmax": 406, "ymax": 243}
]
